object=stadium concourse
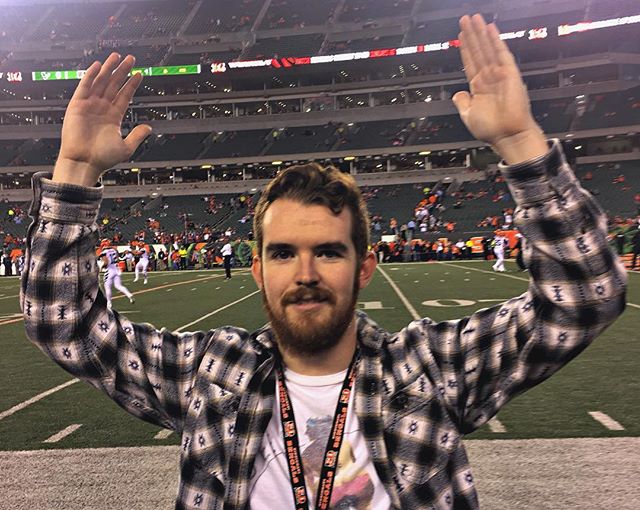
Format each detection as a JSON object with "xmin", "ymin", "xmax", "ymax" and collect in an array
[{"xmin": 0, "ymin": 0, "xmax": 639, "ymax": 508}]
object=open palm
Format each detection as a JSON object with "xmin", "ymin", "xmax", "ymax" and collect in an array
[
  {"xmin": 55, "ymin": 53, "xmax": 151, "ymax": 185},
  {"xmin": 453, "ymin": 15, "xmax": 538, "ymax": 146}
]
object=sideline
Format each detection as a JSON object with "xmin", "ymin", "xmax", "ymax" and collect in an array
[{"xmin": 1, "ymin": 437, "xmax": 638, "ymax": 509}]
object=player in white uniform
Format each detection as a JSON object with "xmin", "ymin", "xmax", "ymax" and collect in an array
[
  {"xmin": 101, "ymin": 246, "xmax": 135, "ymax": 309},
  {"xmin": 133, "ymin": 246, "xmax": 149, "ymax": 284},
  {"xmin": 492, "ymin": 234, "xmax": 507, "ymax": 272}
]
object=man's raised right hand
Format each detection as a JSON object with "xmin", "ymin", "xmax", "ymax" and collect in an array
[{"xmin": 52, "ymin": 53, "xmax": 152, "ymax": 187}]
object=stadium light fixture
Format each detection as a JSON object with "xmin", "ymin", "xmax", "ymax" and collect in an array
[
  {"xmin": 201, "ymin": 164, "xmax": 212, "ymax": 169},
  {"xmin": 419, "ymin": 151, "xmax": 431, "ymax": 156},
  {"xmin": 344, "ymin": 156, "xmax": 356, "ymax": 161},
  {"xmin": 271, "ymin": 161, "xmax": 283, "ymax": 165}
]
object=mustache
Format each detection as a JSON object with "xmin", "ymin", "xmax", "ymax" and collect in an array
[{"xmin": 282, "ymin": 286, "xmax": 334, "ymax": 305}]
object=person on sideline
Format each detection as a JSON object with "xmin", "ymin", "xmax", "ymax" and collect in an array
[
  {"xmin": 221, "ymin": 237, "xmax": 233, "ymax": 279},
  {"xmin": 21, "ymin": 15, "xmax": 626, "ymax": 509}
]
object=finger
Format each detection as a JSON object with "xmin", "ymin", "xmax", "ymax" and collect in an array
[
  {"xmin": 461, "ymin": 14, "xmax": 493, "ymax": 72},
  {"xmin": 487, "ymin": 23, "xmax": 517, "ymax": 68},
  {"xmin": 123, "ymin": 124, "xmax": 153, "ymax": 157},
  {"xmin": 113, "ymin": 72, "xmax": 143, "ymax": 114},
  {"xmin": 452, "ymin": 90, "xmax": 471, "ymax": 117},
  {"xmin": 458, "ymin": 32, "xmax": 477, "ymax": 82},
  {"xmin": 74, "ymin": 61, "xmax": 101, "ymax": 100},
  {"xmin": 91, "ymin": 52, "xmax": 122, "ymax": 97},
  {"xmin": 472, "ymin": 14, "xmax": 499, "ymax": 67},
  {"xmin": 103, "ymin": 55, "xmax": 137, "ymax": 101}
]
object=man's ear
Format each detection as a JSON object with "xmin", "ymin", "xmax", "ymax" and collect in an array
[
  {"xmin": 251, "ymin": 255, "xmax": 263, "ymax": 289},
  {"xmin": 358, "ymin": 251, "xmax": 377, "ymax": 290}
]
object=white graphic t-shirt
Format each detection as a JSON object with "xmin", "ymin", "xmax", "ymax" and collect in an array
[{"xmin": 250, "ymin": 368, "xmax": 391, "ymax": 509}]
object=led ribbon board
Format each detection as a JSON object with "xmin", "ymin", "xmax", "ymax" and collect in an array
[
  {"xmin": 23, "ymin": 14, "xmax": 640, "ymax": 82},
  {"xmin": 31, "ymin": 64, "xmax": 201, "ymax": 81}
]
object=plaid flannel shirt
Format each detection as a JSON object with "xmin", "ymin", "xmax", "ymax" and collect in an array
[{"xmin": 21, "ymin": 140, "xmax": 626, "ymax": 510}]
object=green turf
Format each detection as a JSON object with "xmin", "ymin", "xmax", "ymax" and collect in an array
[{"xmin": 0, "ymin": 263, "xmax": 638, "ymax": 451}]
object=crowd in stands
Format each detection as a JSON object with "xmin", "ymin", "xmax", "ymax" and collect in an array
[
  {"xmin": 97, "ymin": 191, "xmax": 255, "ymax": 247},
  {"xmin": 372, "ymin": 237, "xmax": 490, "ymax": 263}
]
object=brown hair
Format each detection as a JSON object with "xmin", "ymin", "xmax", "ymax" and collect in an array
[{"xmin": 253, "ymin": 163, "xmax": 370, "ymax": 260}]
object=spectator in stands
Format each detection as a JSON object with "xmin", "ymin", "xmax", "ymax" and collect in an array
[
  {"xmin": 20, "ymin": 17, "xmax": 628, "ymax": 510},
  {"xmin": 407, "ymin": 218, "xmax": 416, "ymax": 241}
]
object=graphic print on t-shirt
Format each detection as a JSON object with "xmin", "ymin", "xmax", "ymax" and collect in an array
[{"xmin": 301, "ymin": 416, "xmax": 374, "ymax": 509}]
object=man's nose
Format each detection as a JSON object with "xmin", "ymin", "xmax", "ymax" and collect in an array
[{"xmin": 295, "ymin": 254, "xmax": 320, "ymax": 286}]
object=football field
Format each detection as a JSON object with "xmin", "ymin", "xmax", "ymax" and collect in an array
[{"xmin": 0, "ymin": 261, "xmax": 638, "ymax": 508}]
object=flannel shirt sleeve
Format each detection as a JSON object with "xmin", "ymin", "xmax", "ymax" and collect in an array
[
  {"xmin": 408, "ymin": 140, "xmax": 627, "ymax": 434},
  {"xmin": 20, "ymin": 174, "xmax": 218, "ymax": 433}
]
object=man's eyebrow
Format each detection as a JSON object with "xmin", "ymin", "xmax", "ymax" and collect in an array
[
  {"xmin": 264, "ymin": 242, "xmax": 349, "ymax": 254},
  {"xmin": 314, "ymin": 242, "xmax": 349, "ymax": 254},
  {"xmin": 265, "ymin": 243, "xmax": 295, "ymax": 254}
]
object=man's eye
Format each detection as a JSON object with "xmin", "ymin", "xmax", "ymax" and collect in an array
[{"xmin": 272, "ymin": 251, "xmax": 292, "ymax": 260}]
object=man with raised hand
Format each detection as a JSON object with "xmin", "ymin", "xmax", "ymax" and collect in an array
[{"xmin": 21, "ymin": 15, "xmax": 625, "ymax": 509}]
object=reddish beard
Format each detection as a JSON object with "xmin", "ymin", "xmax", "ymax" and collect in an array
[{"xmin": 262, "ymin": 277, "xmax": 360, "ymax": 357}]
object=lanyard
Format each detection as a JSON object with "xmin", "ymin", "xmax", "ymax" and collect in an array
[{"xmin": 276, "ymin": 351, "xmax": 359, "ymax": 510}]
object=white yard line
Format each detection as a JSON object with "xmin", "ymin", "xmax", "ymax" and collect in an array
[
  {"xmin": 176, "ymin": 290, "xmax": 261, "ymax": 331},
  {"xmin": 154, "ymin": 429, "xmax": 174, "ymax": 440},
  {"xmin": 487, "ymin": 417, "xmax": 507, "ymax": 433},
  {"xmin": 43, "ymin": 424, "xmax": 82, "ymax": 443},
  {"xmin": 588, "ymin": 411, "xmax": 625, "ymax": 431},
  {"xmin": 0, "ymin": 294, "xmax": 19, "ymax": 301},
  {"xmin": 0, "ymin": 379, "xmax": 80, "ymax": 422},
  {"xmin": 376, "ymin": 266, "xmax": 420, "ymax": 320}
]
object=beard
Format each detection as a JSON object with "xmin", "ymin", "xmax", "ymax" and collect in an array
[{"xmin": 262, "ymin": 275, "xmax": 360, "ymax": 358}]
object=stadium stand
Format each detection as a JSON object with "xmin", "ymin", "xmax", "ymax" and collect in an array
[
  {"xmin": 339, "ymin": 0, "xmax": 413, "ymax": 22},
  {"xmin": 101, "ymin": 0, "xmax": 188, "ymax": 39},
  {"xmin": 260, "ymin": 0, "xmax": 339, "ymax": 29},
  {"xmin": 264, "ymin": 125, "xmax": 339, "ymax": 155},
  {"xmin": 575, "ymin": 161, "xmax": 640, "ymax": 219},
  {"xmin": 199, "ymin": 130, "xmax": 272, "ymax": 158},
  {"xmin": 0, "ymin": 3, "xmax": 46, "ymax": 43},
  {"xmin": 247, "ymin": 34, "xmax": 324, "ymax": 59},
  {"xmin": 183, "ymin": 0, "xmax": 262, "ymax": 35},
  {"xmin": 137, "ymin": 133, "xmax": 209, "ymax": 162},
  {"xmin": 28, "ymin": 3, "xmax": 121, "ymax": 42},
  {"xmin": 578, "ymin": 86, "xmax": 640, "ymax": 130},
  {"xmin": 0, "ymin": 0, "xmax": 639, "ymax": 249},
  {"xmin": 166, "ymin": 49, "xmax": 242, "ymax": 65}
]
